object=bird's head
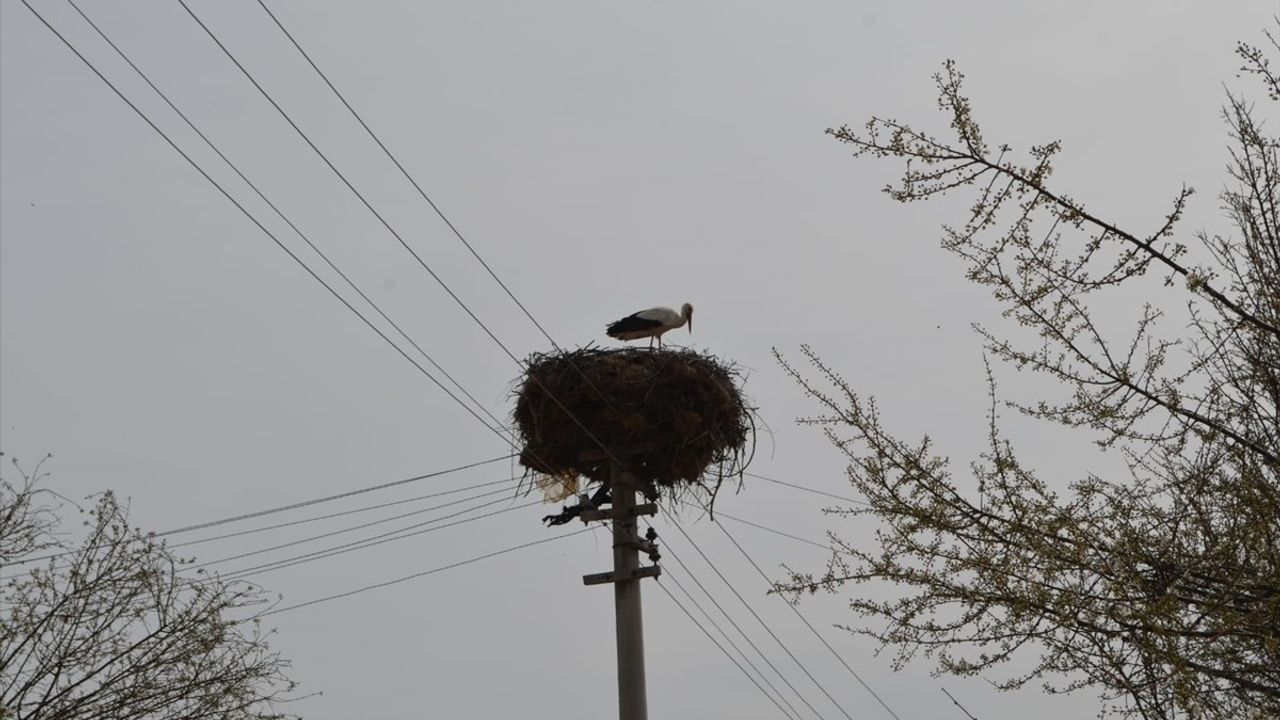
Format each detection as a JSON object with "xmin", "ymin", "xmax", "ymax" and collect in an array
[{"xmin": 682, "ymin": 303, "xmax": 694, "ymax": 333}]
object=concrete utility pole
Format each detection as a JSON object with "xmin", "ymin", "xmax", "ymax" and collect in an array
[{"xmin": 582, "ymin": 462, "xmax": 660, "ymax": 720}]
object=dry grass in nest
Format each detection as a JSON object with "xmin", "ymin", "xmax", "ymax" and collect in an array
[{"xmin": 513, "ymin": 346, "xmax": 754, "ymax": 511}]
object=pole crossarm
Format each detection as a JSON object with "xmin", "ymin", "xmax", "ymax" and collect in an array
[
  {"xmin": 583, "ymin": 566, "xmax": 662, "ymax": 586},
  {"xmin": 580, "ymin": 504, "xmax": 657, "ymax": 522}
]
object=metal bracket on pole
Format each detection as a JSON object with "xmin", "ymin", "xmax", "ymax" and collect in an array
[
  {"xmin": 582, "ymin": 565, "xmax": 661, "ymax": 586},
  {"xmin": 580, "ymin": 503, "xmax": 657, "ymax": 523}
]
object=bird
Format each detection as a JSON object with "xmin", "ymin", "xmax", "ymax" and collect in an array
[{"xmin": 606, "ymin": 303, "xmax": 693, "ymax": 349}]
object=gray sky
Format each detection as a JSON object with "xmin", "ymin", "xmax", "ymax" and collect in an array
[{"xmin": 1, "ymin": 1, "xmax": 1270, "ymax": 718}]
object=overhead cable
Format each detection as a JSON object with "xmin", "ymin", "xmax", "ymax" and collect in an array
[
  {"xmin": 746, "ymin": 472, "xmax": 867, "ymax": 507},
  {"xmin": 178, "ymin": 0, "xmax": 636, "ymax": 480},
  {"xmin": 254, "ymin": 527, "xmax": 592, "ymax": 618},
  {"xmin": 170, "ymin": 476, "xmax": 520, "ymax": 549},
  {"xmin": 655, "ymin": 575, "xmax": 796, "ymax": 720},
  {"xmin": 159, "ymin": 454, "xmax": 515, "ymax": 537},
  {"xmin": 663, "ymin": 535, "xmax": 827, "ymax": 720},
  {"xmin": 66, "ymin": 0, "xmax": 515, "ymax": 445},
  {"xmin": 18, "ymin": 0, "xmax": 523, "ymax": 500},
  {"xmin": 218, "ymin": 498, "xmax": 544, "ymax": 581},
  {"xmin": 664, "ymin": 513, "xmax": 858, "ymax": 720},
  {"xmin": 662, "ymin": 564, "xmax": 808, "ymax": 720},
  {"xmin": 186, "ymin": 484, "xmax": 522, "ymax": 571},
  {"xmin": 715, "ymin": 522, "xmax": 905, "ymax": 720}
]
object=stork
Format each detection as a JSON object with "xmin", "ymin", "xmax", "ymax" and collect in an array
[{"xmin": 606, "ymin": 303, "xmax": 693, "ymax": 349}]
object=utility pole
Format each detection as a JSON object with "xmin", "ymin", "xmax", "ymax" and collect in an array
[{"xmin": 582, "ymin": 462, "xmax": 660, "ymax": 720}]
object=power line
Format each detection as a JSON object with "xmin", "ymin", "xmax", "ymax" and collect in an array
[
  {"xmin": 662, "ymin": 543, "xmax": 821, "ymax": 720},
  {"xmin": 254, "ymin": 527, "xmax": 592, "ymax": 618},
  {"xmin": 715, "ymin": 521, "xmax": 905, "ymax": 720},
  {"xmin": 663, "ymin": 567, "xmax": 802, "ymax": 720},
  {"xmin": 48, "ymin": 0, "xmax": 864, "ymax": 532},
  {"xmin": 715, "ymin": 513, "xmax": 831, "ymax": 552},
  {"xmin": 66, "ymin": 0, "xmax": 598, "ymax": 529},
  {"xmin": 19, "ymin": 23, "xmax": 795, "ymax": 717},
  {"xmin": 663, "ymin": 513, "xmax": 859, "ymax": 720},
  {"xmin": 176, "ymin": 0, "xmax": 524, "ymax": 373},
  {"xmin": 224, "ymin": 2, "xmax": 675, "ymax": 523},
  {"xmin": 186, "ymin": 484, "xmax": 521, "ymax": 572},
  {"xmin": 7, "ymin": 478, "xmax": 530, "ymax": 586},
  {"xmin": 22, "ymin": 10, "xmax": 893, "ymax": 716},
  {"xmin": 174, "ymin": 477, "xmax": 834, "ymax": 560},
  {"xmin": 43, "ymin": 10, "xmax": 573, "ymax": 607},
  {"xmin": 56, "ymin": 0, "xmax": 566, "ymax": 489},
  {"xmin": 158, "ymin": 454, "xmax": 515, "ymax": 537},
  {"xmin": 674, "ymin": 500, "xmax": 832, "ymax": 551},
  {"xmin": 217, "ymin": 497, "xmax": 544, "ymax": 581},
  {"xmin": 746, "ymin": 472, "xmax": 867, "ymax": 507},
  {"xmin": 5, "ymin": 460, "xmax": 518, "ymax": 576},
  {"xmin": 15, "ymin": 6, "xmax": 568, "ymax": 614},
  {"xmin": 166, "ymin": 2, "xmax": 890, "ymax": 699},
  {"xmin": 941, "ymin": 688, "xmax": 979, "ymax": 720},
  {"xmin": 654, "ymin": 575, "xmax": 795, "ymax": 720},
  {"xmin": 254, "ymin": 0, "xmax": 561, "ymax": 351},
  {"xmin": 169, "ymin": 476, "xmax": 520, "ymax": 549},
  {"xmin": 65, "ymin": 0, "xmax": 515, "ymax": 445},
  {"xmin": 17, "ymin": 0, "xmax": 528, "ymax": 514},
  {"xmin": 253, "ymin": 0, "xmax": 627, "ymax": 421},
  {"xmin": 178, "ymin": 1, "xmax": 636, "ymax": 481}
]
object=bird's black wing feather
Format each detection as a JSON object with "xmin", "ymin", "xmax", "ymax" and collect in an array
[{"xmin": 606, "ymin": 313, "xmax": 663, "ymax": 337}]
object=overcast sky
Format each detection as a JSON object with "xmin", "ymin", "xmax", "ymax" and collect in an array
[{"xmin": 1, "ymin": 1, "xmax": 1272, "ymax": 718}]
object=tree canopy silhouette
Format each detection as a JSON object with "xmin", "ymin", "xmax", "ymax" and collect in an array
[{"xmin": 777, "ymin": 29, "xmax": 1280, "ymax": 720}]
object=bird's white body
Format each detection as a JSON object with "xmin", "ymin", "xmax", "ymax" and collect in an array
[{"xmin": 606, "ymin": 303, "xmax": 693, "ymax": 349}]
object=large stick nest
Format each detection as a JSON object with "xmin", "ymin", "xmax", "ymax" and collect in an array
[{"xmin": 514, "ymin": 346, "xmax": 754, "ymax": 508}]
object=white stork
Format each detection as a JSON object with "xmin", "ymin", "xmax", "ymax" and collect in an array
[{"xmin": 606, "ymin": 303, "xmax": 693, "ymax": 349}]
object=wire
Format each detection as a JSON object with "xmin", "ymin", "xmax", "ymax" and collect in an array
[
  {"xmin": 54, "ymin": 0, "xmax": 860, "ymax": 524},
  {"xmin": 16, "ymin": 6, "xmax": 567, "ymax": 609},
  {"xmin": 715, "ymin": 521, "xmax": 906, "ymax": 720},
  {"xmin": 663, "ymin": 558, "xmax": 813, "ymax": 720},
  {"xmin": 254, "ymin": 527, "xmax": 592, "ymax": 618},
  {"xmin": 46, "ymin": 11, "xmax": 579, "ymax": 617},
  {"xmin": 6, "ymin": 460, "xmax": 516, "ymax": 571},
  {"xmin": 7, "ymin": 477, "xmax": 528, "ymax": 584},
  {"xmin": 65, "ymin": 0, "xmax": 515, "ymax": 445},
  {"xmin": 662, "ymin": 535, "xmax": 827, "ymax": 720},
  {"xmin": 663, "ymin": 513, "xmax": 858, "ymax": 720},
  {"xmin": 714, "ymin": 513, "xmax": 832, "ymax": 552},
  {"xmin": 214, "ymin": 495, "xmax": 535, "ymax": 579},
  {"xmin": 170, "ymin": 477, "xmax": 831, "ymax": 559},
  {"xmin": 253, "ymin": 0, "xmax": 627, "ymax": 419},
  {"xmin": 254, "ymin": 0, "xmax": 560, "ymax": 350},
  {"xmin": 56, "ymin": 0, "xmax": 566, "ymax": 488},
  {"xmin": 15, "ymin": 31, "xmax": 729, "ymax": 718},
  {"xmin": 208, "ymin": 2, "xmax": 668, "ymax": 519},
  {"xmin": 17, "ymin": 17, "xmax": 895, "ymax": 718},
  {"xmin": 169, "ymin": 476, "xmax": 520, "ymax": 549},
  {"xmin": 178, "ymin": 1, "xmax": 635, "ymax": 479},
  {"xmin": 217, "ymin": 498, "xmax": 544, "ymax": 581},
  {"xmin": 674, "ymin": 501, "xmax": 831, "ymax": 551},
  {"xmin": 746, "ymin": 473, "xmax": 867, "ymax": 507},
  {"xmin": 654, "ymin": 576, "xmax": 795, "ymax": 720},
  {"xmin": 940, "ymin": 688, "xmax": 979, "ymax": 720},
  {"xmin": 17, "ymin": 0, "xmax": 527, "ymax": 503},
  {"xmin": 158, "ymin": 454, "xmax": 515, "ymax": 537},
  {"xmin": 177, "ymin": 0, "xmax": 522, "ymax": 372},
  {"xmin": 186, "ymin": 484, "xmax": 521, "ymax": 571}
]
